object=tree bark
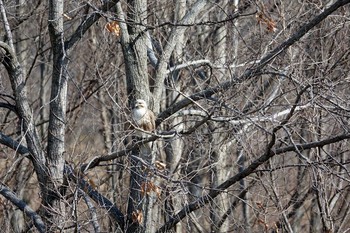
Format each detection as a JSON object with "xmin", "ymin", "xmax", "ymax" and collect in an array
[
  {"xmin": 152, "ymin": 0, "xmax": 208, "ymax": 113},
  {"xmin": 46, "ymin": 0, "xmax": 68, "ymax": 229},
  {"xmin": 117, "ymin": 1, "xmax": 155, "ymax": 232},
  {"xmin": 209, "ymin": 1, "xmax": 230, "ymax": 232}
]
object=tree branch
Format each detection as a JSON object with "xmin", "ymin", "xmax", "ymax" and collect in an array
[
  {"xmin": 155, "ymin": 86, "xmax": 343, "ymax": 232},
  {"xmin": 65, "ymin": 0, "xmax": 120, "ymax": 51},
  {"xmin": 156, "ymin": 131, "xmax": 350, "ymax": 232},
  {"xmin": 64, "ymin": 165, "xmax": 125, "ymax": 230},
  {"xmin": 153, "ymin": 0, "xmax": 208, "ymax": 112},
  {"xmin": 0, "ymin": 40, "xmax": 47, "ymax": 183},
  {"xmin": 0, "ymin": 102, "xmax": 18, "ymax": 115},
  {"xmin": 0, "ymin": 0, "xmax": 15, "ymax": 50},
  {"xmin": 79, "ymin": 188, "xmax": 101, "ymax": 233},
  {"xmin": 0, "ymin": 183, "xmax": 45, "ymax": 233},
  {"xmin": 251, "ymin": 0, "xmax": 350, "ymax": 73},
  {"xmin": 0, "ymin": 132, "xmax": 30, "ymax": 155},
  {"xmin": 166, "ymin": 59, "xmax": 211, "ymax": 75},
  {"xmin": 0, "ymin": 132, "xmax": 125, "ymax": 230},
  {"xmin": 156, "ymin": 0, "xmax": 350, "ymax": 125},
  {"xmin": 171, "ymin": 104, "xmax": 311, "ymax": 125}
]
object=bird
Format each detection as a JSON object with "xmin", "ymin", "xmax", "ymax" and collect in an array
[{"xmin": 132, "ymin": 99, "xmax": 156, "ymax": 136}]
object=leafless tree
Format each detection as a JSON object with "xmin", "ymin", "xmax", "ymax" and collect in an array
[{"xmin": 0, "ymin": 0, "xmax": 350, "ymax": 232}]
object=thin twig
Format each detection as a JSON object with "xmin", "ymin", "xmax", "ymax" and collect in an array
[{"xmin": 0, "ymin": 0, "xmax": 15, "ymax": 50}]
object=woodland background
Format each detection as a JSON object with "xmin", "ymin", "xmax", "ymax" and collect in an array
[{"xmin": 1, "ymin": 0, "xmax": 350, "ymax": 232}]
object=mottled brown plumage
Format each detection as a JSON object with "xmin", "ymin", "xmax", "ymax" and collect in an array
[{"xmin": 132, "ymin": 99, "xmax": 155, "ymax": 134}]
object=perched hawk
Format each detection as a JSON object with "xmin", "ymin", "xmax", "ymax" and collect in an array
[{"xmin": 132, "ymin": 99, "xmax": 156, "ymax": 134}]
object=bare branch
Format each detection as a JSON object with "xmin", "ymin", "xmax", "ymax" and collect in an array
[
  {"xmin": 81, "ymin": 136, "xmax": 155, "ymax": 172},
  {"xmin": 165, "ymin": 59, "xmax": 262, "ymax": 75},
  {"xmin": 156, "ymin": 0, "xmax": 350, "ymax": 124},
  {"xmin": 0, "ymin": 102, "xmax": 17, "ymax": 115},
  {"xmin": 155, "ymin": 86, "xmax": 341, "ymax": 232},
  {"xmin": 79, "ymin": 189, "xmax": 101, "ymax": 233},
  {"xmin": 65, "ymin": 0, "xmax": 120, "ymax": 51},
  {"xmin": 0, "ymin": 132, "xmax": 30, "ymax": 155},
  {"xmin": 251, "ymin": 0, "xmax": 350, "ymax": 73},
  {"xmin": 156, "ymin": 131, "xmax": 350, "ymax": 232},
  {"xmin": 64, "ymin": 165, "xmax": 125, "ymax": 230},
  {"xmin": 0, "ymin": 183, "xmax": 45, "ymax": 233},
  {"xmin": 217, "ymin": 181, "xmax": 256, "ymax": 228},
  {"xmin": 153, "ymin": 0, "xmax": 209, "ymax": 111},
  {"xmin": 0, "ymin": 40, "xmax": 46, "ymax": 172},
  {"xmin": 166, "ymin": 59, "xmax": 211, "ymax": 75},
  {"xmin": 0, "ymin": 0, "xmax": 15, "ymax": 50},
  {"xmin": 0, "ymin": 132, "xmax": 125, "ymax": 231},
  {"xmin": 171, "ymin": 104, "xmax": 311, "ymax": 125}
]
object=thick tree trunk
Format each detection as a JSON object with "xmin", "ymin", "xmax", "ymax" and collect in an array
[
  {"xmin": 117, "ymin": 1, "xmax": 155, "ymax": 232},
  {"xmin": 0, "ymin": 40, "xmax": 48, "ymax": 232},
  {"xmin": 119, "ymin": 0, "xmax": 151, "ymax": 103},
  {"xmin": 210, "ymin": 1, "xmax": 230, "ymax": 232},
  {"xmin": 10, "ymin": 1, "xmax": 29, "ymax": 231},
  {"xmin": 46, "ymin": 0, "xmax": 68, "ymax": 229}
]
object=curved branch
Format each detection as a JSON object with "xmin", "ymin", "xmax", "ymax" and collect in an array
[
  {"xmin": 153, "ymin": 0, "xmax": 208, "ymax": 111},
  {"xmin": 0, "ymin": 41, "xmax": 16, "ymax": 66},
  {"xmin": 0, "ymin": 102, "xmax": 17, "ymax": 115},
  {"xmin": 0, "ymin": 183, "xmax": 45, "ymax": 233},
  {"xmin": 155, "ymin": 85, "xmax": 343, "ymax": 233},
  {"xmin": 80, "ymin": 136, "xmax": 157, "ymax": 172},
  {"xmin": 156, "ymin": 132, "xmax": 350, "ymax": 232},
  {"xmin": 166, "ymin": 59, "xmax": 211, "ymax": 75},
  {"xmin": 0, "ymin": 0, "xmax": 15, "ymax": 50},
  {"xmin": 0, "ymin": 132, "xmax": 30, "ymax": 155},
  {"xmin": 0, "ymin": 41, "xmax": 46, "ymax": 178},
  {"xmin": 0, "ymin": 132, "xmax": 125, "ymax": 230},
  {"xmin": 79, "ymin": 189, "xmax": 101, "ymax": 233},
  {"xmin": 156, "ymin": 0, "xmax": 350, "ymax": 125},
  {"xmin": 64, "ymin": 165, "xmax": 125, "ymax": 230},
  {"xmin": 65, "ymin": 0, "xmax": 120, "ymax": 52}
]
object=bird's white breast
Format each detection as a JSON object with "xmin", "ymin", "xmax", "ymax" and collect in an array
[{"xmin": 132, "ymin": 107, "xmax": 147, "ymax": 123}]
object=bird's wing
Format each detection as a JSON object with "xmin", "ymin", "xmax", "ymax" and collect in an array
[{"xmin": 142, "ymin": 109, "xmax": 156, "ymax": 131}]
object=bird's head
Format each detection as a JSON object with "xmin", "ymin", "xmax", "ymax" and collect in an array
[{"xmin": 134, "ymin": 99, "xmax": 147, "ymax": 109}]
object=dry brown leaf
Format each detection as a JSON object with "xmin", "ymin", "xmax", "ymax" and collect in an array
[
  {"xmin": 256, "ymin": 201, "xmax": 264, "ymax": 209},
  {"xmin": 132, "ymin": 209, "xmax": 143, "ymax": 224},
  {"xmin": 105, "ymin": 21, "xmax": 121, "ymax": 37},
  {"xmin": 257, "ymin": 218, "xmax": 269, "ymax": 231},
  {"xmin": 141, "ymin": 181, "xmax": 153, "ymax": 196},
  {"xmin": 88, "ymin": 178, "xmax": 97, "ymax": 189},
  {"xmin": 155, "ymin": 160, "xmax": 166, "ymax": 170},
  {"xmin": 141, "ymin": 181, "xmax": 161, "ymax": 197},
  {"xmin": 256, "ymin": 11, "xmax": 277, "ymax": 33},
  {"xmin": 154, "ymin": 185, "xmax": 161, "ymax": 198}
]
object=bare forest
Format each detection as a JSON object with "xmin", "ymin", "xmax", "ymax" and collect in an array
[{"xmin": 1, "ymin": 0, "xmax": 350, "ymax": 232}]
